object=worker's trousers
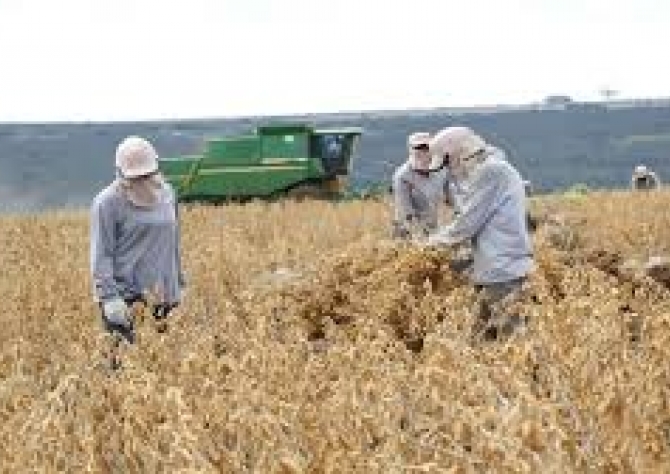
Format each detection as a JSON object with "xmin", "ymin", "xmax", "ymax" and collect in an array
[{"xmin": 473, "ymin": 278, "xmax": 527, "ymax": 341}]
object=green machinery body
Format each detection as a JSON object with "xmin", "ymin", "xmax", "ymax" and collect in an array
[{"xmin": 158, "ymin": 124, "xmax": 362, "ymax": 201}]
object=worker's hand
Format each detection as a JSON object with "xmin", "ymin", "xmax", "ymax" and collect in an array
[
  {"xmin": 411, "ymin": 234, "xmax": 433, "ymax": 249},
  {"xmin": 103, "ymin": 298, "xmax": 131, "ymax": 328},
  {"xmin": 391, "ymin": 221, "xmax": 411, "ymax": 240},
  {"xmin": 449, "ymin": 257, "xmax": 474, "ymax": 274}
]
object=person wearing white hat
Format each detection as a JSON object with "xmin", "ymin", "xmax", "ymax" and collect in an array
[
  {"xmin": 90, "ymin": 136, "xmax": 186, "ymax": 346},
  {"xmin": 390, "ymin": 132, "xmax": 458, "ymax": 239},
  {"xmin": 631, "ymin": 164, "xmax": 661, "ymax": 191},
  {"xmin": 422, "ymin": 126, "xmax": 533, "ymax": 341}
]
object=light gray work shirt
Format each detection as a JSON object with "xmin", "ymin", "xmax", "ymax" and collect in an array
[
  {"xmin": 392, "ymin": 162, "xmax": 454, "ymax": 230},
  {"xmin": 428, "ymin": 150, "xmax": 533, "ymax": 285},
  {"xmin": 90, "ymin": 181, "xmax": 185, "ymax": 304}
]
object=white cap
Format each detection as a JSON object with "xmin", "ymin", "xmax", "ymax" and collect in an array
[
  {"xmin": 429, "ymin": 126, "xmax": 486, "ymax": 169},
  {"xmin": 635, "ymin": 165, "xmax": 648, "ymax": 174},
  {"xmin": 115, "ymin": 136, "xmax": 159, "ymax": 178}
]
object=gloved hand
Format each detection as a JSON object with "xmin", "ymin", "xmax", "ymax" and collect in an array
[
  {"xmin": 449, "ymin": 256, "xmax": 474, "ymax": 273},
  {"xmin": 412, "ymin": 234, "xmax": 432, "ymax": 248},
  {"xmin": 103, "ymin": 298, "xmax": 131, "ymax": 328},
  {"xmin": 391, "ymin": 221, "xmax": 411, "ymax": 240}
]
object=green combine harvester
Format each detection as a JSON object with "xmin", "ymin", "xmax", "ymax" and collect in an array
[{"xmin": 158, "ymin": 124, "xmax": 362, "ymax": 201}]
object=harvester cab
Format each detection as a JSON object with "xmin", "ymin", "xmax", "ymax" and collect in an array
[
  {"xmin": 310, "ymin": 128, "xmax": 362, "ymax": 193},
  {"xmin": 159, "ymin": 124, "xmax": 362, "ymax": 201}
]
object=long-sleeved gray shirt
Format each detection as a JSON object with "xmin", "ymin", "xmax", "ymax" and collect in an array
[
  {"xmin": 90, "ymin": 181, "xmax": 185, "ymax": 304},
  {"xmin": 392, "ymin": 161, "xmax": 453, "ymax": 230},
  {"xmin": 428, "ymin": 150, "xmax": 533, "ymax": 285}
]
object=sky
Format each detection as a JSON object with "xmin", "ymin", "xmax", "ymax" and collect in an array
[{"xmin": 0, "ymin": 0, "xmax": 668, "ymax": 122}]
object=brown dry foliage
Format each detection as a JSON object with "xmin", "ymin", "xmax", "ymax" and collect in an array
[{"xmin": 1, "ymin": 191, "xmax": 670, "ymax": 472}]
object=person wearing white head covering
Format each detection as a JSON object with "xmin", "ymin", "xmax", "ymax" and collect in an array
[
  {"xmin": 631, "ymin": 164, "xmax": 661, "ymax": 191},
  {"xmin": 90, "ymin": 136, "xmax": 186, "ymax": 345},
  {"xmin": 391, "ymin": 132, "xmax": 457, "ymax": 239},
  {"xmin": 424, "ymin": 126, "xmax": 533, "ymax": 340}
]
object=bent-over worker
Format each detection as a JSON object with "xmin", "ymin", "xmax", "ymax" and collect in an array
[{"xmin": 421, "ymin": 126, "xmax": 533, "ymax": 340}]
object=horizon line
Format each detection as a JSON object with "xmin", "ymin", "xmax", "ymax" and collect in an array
[{"xmin": 1, "ymin": 96, "xmax": 669, "ymax": 126}]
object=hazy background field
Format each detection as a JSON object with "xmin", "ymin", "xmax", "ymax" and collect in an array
[{"xmin": 2, "ymin": 98, "xmax": 670, "ymax": 212}]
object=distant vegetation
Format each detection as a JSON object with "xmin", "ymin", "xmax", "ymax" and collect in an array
[
  {"xmin": 1, "ymin": 100, "xmax": 669, "ymax": 211},
  {"xmin": 563, "ymin": 183, "xmax": 591, "ymax": 199}
]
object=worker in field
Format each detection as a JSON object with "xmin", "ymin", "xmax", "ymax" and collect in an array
[
  {"xmin": 631, "ymin": 164, "xmax": 661, "ymax": 191},
  {"xmin": 419, "ymin": 126, "xmax": 533, "ymax": 341},
  {"xmin": 391, "ymin": 132, "xmax": 459, "ymax": 239},
  {"xmin": 90, "ymin": 136, "xmax": 186, "ymax": 350}
]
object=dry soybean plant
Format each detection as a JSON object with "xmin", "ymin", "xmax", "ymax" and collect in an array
[{"xmin": 0, "ymin": 192, "xmax": 670, "ymax": 472}]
